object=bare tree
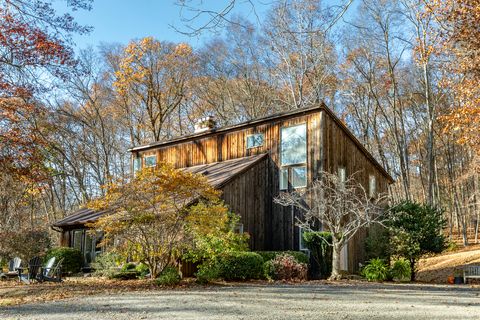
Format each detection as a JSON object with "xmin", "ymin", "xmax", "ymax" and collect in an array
[{"xmin": 275, "ymin": 171, "xmax": 387, "ymax": 280}]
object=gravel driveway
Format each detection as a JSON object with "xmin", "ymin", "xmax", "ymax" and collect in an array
[{"xmin": 0, "ymin": 282, "xmax": 478, "ymax": 320}]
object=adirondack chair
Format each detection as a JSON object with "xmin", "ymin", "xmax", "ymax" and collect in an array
[
  {"xmin": 38, "ymin": 257, "xmax": 63, "ymax": 283},
  {"xmin": 0, "ymin": 257, "xmax": 22, "ymax": 279},
  {"xmin": 17, "ymin": 256, "xmax": 42, "ymax": 284}
]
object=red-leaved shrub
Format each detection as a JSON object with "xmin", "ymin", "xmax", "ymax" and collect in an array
[{"xmin": 267, "ymin": 253, "xmax": 307, "ymax": 280}]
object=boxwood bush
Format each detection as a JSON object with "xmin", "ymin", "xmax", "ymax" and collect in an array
[
  {"xmin": 45, "ymin": 247, "xmax": 82, "ymax": 274},
  {"xmin": 255, "ymin": 251, "xmax": 309, "ymax": 265},
  {"xmin": 218, "ymin": 252, "xmax": 264, "ymax": 280},
  {"xmin": 156, "ymin": 266, "xmax": 181, "ymax": 286}
]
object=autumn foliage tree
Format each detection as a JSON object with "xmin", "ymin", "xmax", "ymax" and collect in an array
[
  {"xmin": 0, "ymin": 0, "xmax": 91, "ymax": 181},
  {"xmin": 429, "ymin": 0, "xmax": 480, "ymax": 155},
  {"xmin": 88, "ymin": 163, "xmax": 245, "ymax": 278},
  {"xmin": 113, "ymin": 38, "xmax": 196, "ymax": 143}
]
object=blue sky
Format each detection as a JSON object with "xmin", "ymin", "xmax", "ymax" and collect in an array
[{"xmin": 56, "ymin": 0, "xmax": 268, "ymax": 51}]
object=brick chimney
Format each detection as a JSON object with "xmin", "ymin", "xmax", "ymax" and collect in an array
[{"xmin": 194, "ymin": 116, "xmax": 216, "ymax": 133}]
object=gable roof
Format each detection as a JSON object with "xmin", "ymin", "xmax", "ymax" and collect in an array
[
  {"xmin": 128, "ymin": 105, "xmax": 323, "ymax": 152},
  {"xmin": 129, "ymin": 103, "xmax": 394, "ymax": 183},
  {"xmin": 52, "ymin": 154, "xmax": 268, "ymax": 229}
]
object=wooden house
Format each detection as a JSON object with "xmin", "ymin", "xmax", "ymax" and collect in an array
[{"xmin": 53, "ymin": 104, "xmax": 393, "ymax": 272}]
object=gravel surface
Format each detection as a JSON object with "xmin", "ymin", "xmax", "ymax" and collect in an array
[{"xmin": 0, "ymin": 282, "xmax": 479, "ymax": 320}]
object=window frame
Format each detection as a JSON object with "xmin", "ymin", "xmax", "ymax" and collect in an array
[
  {"xmin": 144, "ymin": 154, "xmax": 157, "ymax": 168},
  {"xmin": 279, "ymin": 165, "xmax": 308, "ymax": 191},
  {"xmin": 291, "ymin": 166, "xmax": 307, "ymax": 189},
  {"xmin": 338, "ymin": 166, "xmax": 346, "ymax": 189},
  {"xmin": 280, "ymin": 123, "xmax": 307, "ymax": 166},
  {"xmin": 246, "ymin": 133, "xmax": 264, "ymax": 149},
  {"xmin": 299, "ymin": 227, "xmax": 308, "ymax": 251},
  {"xmin": 369, "ymin": 175, "xmax": 377, "ymax": 198}
]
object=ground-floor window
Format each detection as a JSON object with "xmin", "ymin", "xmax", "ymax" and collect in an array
[{"xmin": 69, "ymin": 229, "xmax": 104, "ymax": 266}]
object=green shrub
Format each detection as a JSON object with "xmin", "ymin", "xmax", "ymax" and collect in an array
[
  {"xmin": 263, "ymin": 260, "xmax": 276, "ymax": 280},
  {"xmin": 195, "ymin": 262, "xmax": 221, "ymax": 284},
  {"xmin": 156, "ymin": 266, "xmax": 181, "ymax": 286},
  {"xmin": 266, "ymin": 254, "xmax": 308, "ymax": 281},
  {"xmin": 255, "ymin": 251, "xmax": 309, "ymax": 265},
  {"xmin": 389, "ymin": 259, "xmax": 411, "ymax": 281},
  {"xmin": 121, "ymin": 262, "xmax": 137, "ymax": 272},
  {"xmin": 302, "ymin": 231, "xmax": 332, "ymax": 279},
  {"xmin": 135, "ymin": 263, "xmax": 150, "ymax": 278},
  {"xmin": 91, "ymin": 252, "xmax": 121, "ymax": 278},
  {"xmin": 110, "ymin": 270, "xmax": 139, "ymax": 280},
  {"xmin": 365, "ymin": 225, "xmax": 390, "ymax": 262},
  {"xmin": 218, "ymin": 252, "xmax": 264, "ymax": 280},
  {"xmin": 45, "ymin": 247, "xmax": 82, "ymax": 274},
  {"xmin": 361, "ymin": 258, "xmax": 389, "ymax": 282},
  {"xmin": 445, "ymin": 241, "xmax": 458, "ymax": 252}
]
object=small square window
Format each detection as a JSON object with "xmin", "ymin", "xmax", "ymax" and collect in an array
[
  {"xmin": 292, "ymin": 166, "xmax": 307, "ymax": 188},
  {"xmin": 279, "ymin": 168, "xmax": 288, "ymax": 190},
  {"xmin": 246, "ymin": 133, "xmax": 264, "ymax": 149},
  {"xmin": 144, "ymin": 155, "xmax": 157, "ymax": 167}
]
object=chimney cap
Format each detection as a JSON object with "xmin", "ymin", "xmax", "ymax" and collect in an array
[{"xmin": 194, "ymin": 116, "xmax": 216, "ymax": 133}]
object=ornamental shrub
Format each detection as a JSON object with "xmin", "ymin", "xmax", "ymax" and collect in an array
[
  {"xmin": 45, "ymin": 247, "xmax": 82, "ymax": 274},
  {"xmin": 135, "ymin": 263, "xmax": 150, "ymax": 278},
  {"xmin": 255, "ymin": 251, "xmax": 309, "ymax": 265},
  {"xmin": 121, "ymin": 262, "xmax": 137, "ymax": 272},
  {"xmin": 218, "ymin": 252, "xmax": 264, "ymax": 280},
  {"xmin": 110, "ymin": 270, "xmax": 139, "ymax": 280},
  {"xmin": 389, "ymin": 259, "xmax": 411, "ymax": 281},
  {"xmin": 266, "ymin": 253, "xmax": 308, "ymax": 281},
  {"xmin": 195, "ymin": 262, "xmax": 221, "ymax": 284},
  {"xmin": 91, "ymin": 252, "xmax": 121, "ymax": 278},
  {"xmin": 156, "ymin": 266, "xmax": 181, "ymax": 286},
  {"xmin": 361, "ymin": 258, "xmax": 389, "ymax": 282}
]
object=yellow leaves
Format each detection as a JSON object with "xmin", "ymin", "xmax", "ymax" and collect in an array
[{"xmin": 174, "ymin": 43, "xmax": 192, "ymax": 56}]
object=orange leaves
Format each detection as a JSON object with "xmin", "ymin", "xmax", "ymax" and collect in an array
[{"xmin": 428, "ymin": 0, "xmax": 480, "ymax": 153}]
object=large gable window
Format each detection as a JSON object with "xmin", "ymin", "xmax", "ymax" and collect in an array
[
  {"xmin": 281, "ymin": 124, "xmax": 307, "ymax": 165},
  {"xmin": 246, "ymin": 133, "xmax": 264, "ymax": 149}
]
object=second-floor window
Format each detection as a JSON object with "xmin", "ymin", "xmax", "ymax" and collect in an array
[
  {"xmin": 246, "ymin": 133, "xmax": 264, "ymax": 149},
  {"xmin": 144, "ymin": 155, "xmax": 157, "ymax": 167},
  {"xmin": 281, "ymin": 124, "xmax": 307, "ymax": 165}
]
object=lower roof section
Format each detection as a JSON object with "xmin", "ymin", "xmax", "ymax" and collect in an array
[{"xmin": 52, "ymin": 153, "xmax": 268, "ymax": 229}]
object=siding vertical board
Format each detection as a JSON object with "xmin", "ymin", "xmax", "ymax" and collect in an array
[{"xmin": 127, "ymin": 106, "xmax": 392, "ymax": 272}]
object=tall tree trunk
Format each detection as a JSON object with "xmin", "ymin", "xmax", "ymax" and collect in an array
[
  {"xmin": 410, "ymin": 258, "xmax": 416, "ymax": 282},
  {"xmin": 330, "ymin": 240, "xmax": 343, "ymax": 280}
]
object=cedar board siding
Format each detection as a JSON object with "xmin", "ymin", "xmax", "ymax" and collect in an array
[
  {"xmin": 131, "ymin": 107, "xmax": 391, "ymax": 272},
  {"xmin": 322, "ymin": 110, "xmax": 390, "ymax": 272},
  {"xmin": 221, "ymin": 156, "xmax": 269, "ymax": 250},
  {"xmin": 134, "ymin": 111, "xmax": 323, "ymax": 252}
]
